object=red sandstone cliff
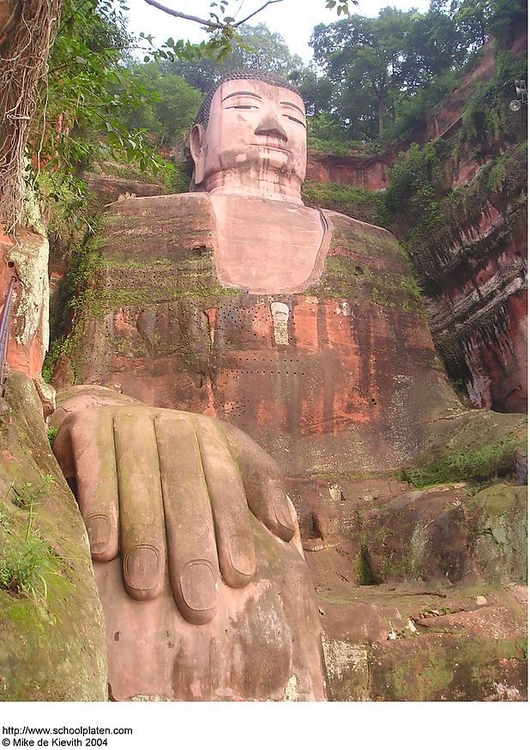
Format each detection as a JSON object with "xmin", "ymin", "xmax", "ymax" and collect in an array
[{"xmin": 303, "ymin": 35, "xmax": 527, "ymax": 414}]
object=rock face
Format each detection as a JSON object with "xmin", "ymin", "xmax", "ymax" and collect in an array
[
  {"xmin": 83, "ymin": 173, "xmax": 167, "ymax": 204},
  {"xmin": 408, "ymin": 121, "xmax": 527, "ymax": 414},
  {"xmin": 53, "ymin": 193, "xmax": 461, "ymax": 476},
  {"xmin": 0, "ymin": 372, "xmax": 107, "ymax": 700},
  {"xmin": 2, "ymin": 48, "xmax": 523, "ymax": 701},
  {"xmin": 292, "ymin": 476, "xmax": 527, "ymax": 701},
  {"xmin": 306, "ymin": 151, "xmax": 393, "ymax": 191},
  {"xmin": 47, "ymin": 190, "xmax": 527, "ymax": 702},
  {"xmin": 422, "ymin": 41, "xmax": 497, "ymax": 143},
  {"xmin": 307, "ymin": 38, "xmax": 527, "ymax": 416},
  {"xmin": 1, "ymin": 226, "xmax": 50, "ymax": 380}
]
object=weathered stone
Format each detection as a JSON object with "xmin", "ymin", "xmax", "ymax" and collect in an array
[
  {"xmin": 40, "ymin": 69, "xmax": 527, "ymax": 703},
  {"xmin": 312, "ymin": 570, "xmax": 527, "ymax": 701},
  {"xmin": 83, "ymin": 172, "xmax": 166, "ymax": 204},
  {"xmin": 50, "ymin": 393, "xmax": 328, "ymax": 701},
  {"xmin": 306, "ymin": 151, "xmax": 393, "ymax": 190},
  {"xmin": 466, "ymin": 484, "xmax": 528, "ymax": 583},
  {"xmin": 368, "ymin": 632, "xmax": 526, "ymax": 701},
  {"xmin": 53, "ymin": 193, "xmax": 461, "ymax": 476},
  {"xmin": 98, "ymin": 514, "xmax": 327, "ymax": 701},
  {"xmin": 1, "ymin": 226, "xmax": 49, "ymax": 380},
  {"xmin": 342, "ymin": 481, "xmax": 527, "ymax": 587},
  {"xmin": 0, "ymin": 371, "xmax": 107, "ymax": 700}
]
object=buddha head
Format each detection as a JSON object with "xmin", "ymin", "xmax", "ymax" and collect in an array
[{"xmin": 189, "ymin": 70, "xmax": 307, "ymax": 202}]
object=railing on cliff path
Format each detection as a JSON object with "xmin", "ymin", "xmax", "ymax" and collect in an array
[{"xmin": 0, "ymin": 275, "xmax": 17, "ymax": 396}]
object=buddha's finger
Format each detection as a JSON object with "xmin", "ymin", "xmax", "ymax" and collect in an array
[
  {"xmin": 113, "ymin": 411, "xmax": 166, "ymax": 601},
  {"xmin": 220, "ymin": 422, "xmax": 295, "ymax": 543},
  {"xmin": 154, "ymin": 415, "xmax": 220, "ymax": 625},
  {"xmin": 195, "ymin": 418, "xmax": 256, "ymax": 589},
  {"xmin": 54, "ymin": 408, "xmax": 120, "ymax": 562}
]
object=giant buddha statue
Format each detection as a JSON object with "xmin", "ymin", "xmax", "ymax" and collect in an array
[
  {"xmin": 53, "ymin": 71, "xmax": 460, "ymax": 477},
  {"xmin": 50, "ymin": 71, "xmax": 463, "ymax": 701}
]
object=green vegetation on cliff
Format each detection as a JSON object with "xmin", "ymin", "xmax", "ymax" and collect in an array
[
  {"xmin": 303, "ymin": 181, "xmax": 391, "ymax": 226},
  {"xmin": 383, "ymin": 47, "xmax": 527, "ymax": 290},
  {"xmin": 400, "ymin": 439, "xmax": 521, "ymax": 488}
]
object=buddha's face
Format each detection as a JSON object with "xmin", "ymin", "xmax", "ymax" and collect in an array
[{"xmin": 191, "ymin": 78, "xmax": 307, "ymax": 195}]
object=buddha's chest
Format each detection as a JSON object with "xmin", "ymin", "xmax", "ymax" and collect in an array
[{"xmin": 210, "ymin": 195, "xmax": 328, "ymax": 294}]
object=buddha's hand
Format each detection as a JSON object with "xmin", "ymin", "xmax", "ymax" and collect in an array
[{"xmin": 52, "ymin": 404, "xmax": 296, "ymax": 624}]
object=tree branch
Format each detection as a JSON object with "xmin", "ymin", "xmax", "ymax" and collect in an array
[
  {"xmin": 142, "ymin": 0, "xmax": 285, "ymax": 31},
  {"xmin": 143, "ymin": 0, "xmax": 224, "ymax": 29},
  {"xmin": 235, "ymin": 0, "xmax": 284, "ymax": 27}
]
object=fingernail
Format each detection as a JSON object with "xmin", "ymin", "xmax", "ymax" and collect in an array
[
  {"xmin": 228, "ymin": 535, "xmax": 256, "ymax": 579},
  {"xmin": 86, "ymin": 514, "xmax": 111, "ymax": 557},
  {"xmin": 180, "ymin": 560, "xmax": 217, "ymax": 612},
  {"xmin": 274, "ymin": 498, "xmax": 295, "ymax": 540},
  {"xmin": 124, "ymin": 545, "xmax": 161, "ymax": 593}
]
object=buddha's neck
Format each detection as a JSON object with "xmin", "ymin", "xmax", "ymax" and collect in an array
[{"xmin": 204, "ymin": 172, "xmax": 303, "ymax": 204}]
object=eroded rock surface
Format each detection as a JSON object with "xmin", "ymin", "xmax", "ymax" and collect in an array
[
  {"xmin": 300, "ymin": 479, "xmax": 527, "ymax": 701},
  {"xmin": 0, "ymin": 372, "xmax": 107, "ymax": 700},
  {"xmin": 53, "ymin": 193, "xmax": 460, "ymax": 476}
]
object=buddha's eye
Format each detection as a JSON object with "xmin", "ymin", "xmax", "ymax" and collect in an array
[
  {"xmin": 226, "ymin": 104, "xmax": 259, "ymax": 110},
  {"xmin": 283, "ymin": 114, "xmax": 306, "ymax": 127}
]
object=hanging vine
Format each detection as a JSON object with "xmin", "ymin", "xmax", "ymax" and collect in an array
[{"xmin": 0, "ymin": 0, "xmax": 62, "ymax": 232}]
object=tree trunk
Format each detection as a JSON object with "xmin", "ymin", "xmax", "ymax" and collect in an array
[
  {"xmin": 378, "ymin": 91, "xmax": 385, "ymax": 137},
  {"xmin": 0, "ymin": 0, "xmax": 62, "ymax": 230}
]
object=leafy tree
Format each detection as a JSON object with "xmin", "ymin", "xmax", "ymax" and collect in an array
[
  {"xmin": 124, "ymin": 62, "xmax": 203, "ymax": 146},
  {"xmin": 486, "ymin": 0, "xmax": 527, "ymax": 48},
  {"xmin": 404, "ymin": 9, "xmax": 471, "ymax": 80},
  {"xmin": 161, "ymin": 23, "xmax": 306, "ymax": 93},
  {"xmin": 430, "ymin": 0, "xmax": 527, "ymax": 49},
  {"xmin": 308, "ymin": 3, "xmax": 497, "ymax": 142},
  {"xmin": 41, "ymin": 0, "xmax": 162, "ymax": 178},
  {"xmin": 310, "ymin": 9, "xmax": 423, "ymax": 138}
]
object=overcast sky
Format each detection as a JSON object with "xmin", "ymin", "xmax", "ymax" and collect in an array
[{"xmin": 125, "ymin": 0, "xmax": 432, "ymax": 61}]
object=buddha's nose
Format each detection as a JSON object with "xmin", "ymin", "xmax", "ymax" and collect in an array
[{"xmin": 254, "ymin": 113, "xmax": 288, "ymax": 141}]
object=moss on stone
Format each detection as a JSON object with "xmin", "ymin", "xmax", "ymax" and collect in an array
[
  {"xmin": 400, "ymin": 410, "xmax": 527, "ymax": 489},
  {"xmin": 0, "ymin": 371, "xmax": 107, "ymax": 700},
  {"xmin": 368, "ymin": 634, "xmax": 527, "ymax": 701},
  {"xmin": 466, "ymin": 484, "xmax": 527, "ymax": 583},
  {"xmin": 400, "ymin": 439, "xmax": 520, "ymax": 488},
  {"xmin": 306, "ymin": 252, "xmax": 422, "ymax": 313}
]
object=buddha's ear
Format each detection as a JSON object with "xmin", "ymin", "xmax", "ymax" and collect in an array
[{"xmin": 189, "ymin": 124, "xmax": 205, "ymax": 185}]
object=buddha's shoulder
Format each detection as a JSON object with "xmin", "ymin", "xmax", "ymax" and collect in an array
[
  {"xmin": 99, "ymin": 193, "xmax": 216, "ymax": 261},
  {"xmin": 321, "ymin": 208, "xmax": 406, "ymax": 261},
  {"xmin": 103, "ymin": 192, "xmax": 213, "ymax": 223}
]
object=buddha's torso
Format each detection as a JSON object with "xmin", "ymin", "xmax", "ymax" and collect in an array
[{"xmin": 55, "ymin": 193, "xmax": 459, "ymax": 474}]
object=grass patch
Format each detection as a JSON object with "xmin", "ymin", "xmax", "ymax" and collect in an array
[
  {"xmin": 303, "ymin": 180, "xmax": 391, "ymax": 227},
  {"xmin": 0, "ymin": 508, "xmax": 57, "ymax": 604},
  {"xmin": 0, "ymin": 477, "xmax": 59, "ymax": 606},
  {"xmin": 398, "ymin": 440, "xmax": 520, "ymax": 489}
]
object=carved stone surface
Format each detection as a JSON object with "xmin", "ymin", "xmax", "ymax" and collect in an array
[
  {"xmin": 51, "ymin": 389, "xmax": 327, "ymax": 701},
  {"xmin": 44, "ymin": 72, "xmax": 526, "ymax": 703},
  {"xmin": 97, "ymin": 519, "xmax": 326, "ymax": 701},
  {"xmin": 54, "ymin": 192, "xmax": 461, "ymax": 475}
]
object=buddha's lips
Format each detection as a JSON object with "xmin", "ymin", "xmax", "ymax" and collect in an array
[{"xmin": 251, "ymin": 141, "xmax": 289, "ymax": 152}]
